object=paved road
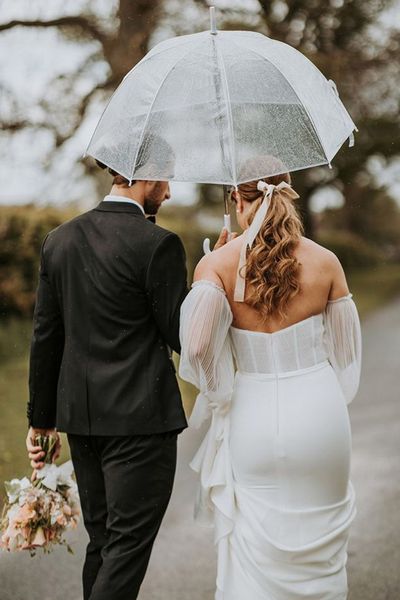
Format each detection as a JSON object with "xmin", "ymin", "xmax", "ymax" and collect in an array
[{"xmin": 1, "ymin": 299, "xmax": 399, "ymax": 600}]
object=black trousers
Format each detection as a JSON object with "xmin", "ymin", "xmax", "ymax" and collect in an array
[{"xmin": 68, "ymin": 432, "xmax": 177, "ymax": 600}]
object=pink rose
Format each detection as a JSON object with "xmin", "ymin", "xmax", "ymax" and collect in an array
[{"xmin": 15, "ymin": 504, "xmax": 36, "ymax": 527}]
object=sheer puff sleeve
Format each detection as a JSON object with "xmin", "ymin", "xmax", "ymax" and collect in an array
[
  {"xmin": 179, "ymin": 280, "xmax": 235, "ymax": 537},
  {"xmin": 179, "ymin": 280, "xmax": 234, "ymax": 427},
  {"xmin": 324, "ymin": 294, "xmax": 362, "ymax": 404}
]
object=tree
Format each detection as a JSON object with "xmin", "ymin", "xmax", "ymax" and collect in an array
[
  {"xmin": 257, "ymin": 0, "xmax": 400, "ymax": 239},
  {"xmin": 0, "ymin": 1, "xmax": 163, "ymax": 162}
]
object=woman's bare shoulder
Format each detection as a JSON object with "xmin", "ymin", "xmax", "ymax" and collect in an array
[
  {"xmin": 298, "ymin": 236, "xmax": 342, "ymax": 268},
  {"xmin": 298, "ymin": 237, "xmax": 348, "ymax": 298}
]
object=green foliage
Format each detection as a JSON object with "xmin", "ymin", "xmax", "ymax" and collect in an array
[
  {"xmin": 158, "ymin": 206, "xmax": 216, "ymax": 279},
  {"xmin": 344, "ymin": 191, "xmax": 400, "ymax": 250},
  {"xmin": 253, "ymin": 1, "xmax": 400, "ymax": 243},
  {"xmin": 0, "ymin": 205, "xmax": 76, "ymax": 318},
  {"xmin": 317, "ymin": 190, "xmax": 400, "ymax": 265},
  {"xmin": 317, "ymin": 230, "xmax": 385, "ymax": 270},
  {"xmin": 348, "ymin": 263, "xmax": 400, "ymax": 319}
]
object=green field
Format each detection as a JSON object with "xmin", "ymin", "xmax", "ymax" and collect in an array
[{"xmin": 0, "ymin": 263, "xmax": 399, "ymax": 502}]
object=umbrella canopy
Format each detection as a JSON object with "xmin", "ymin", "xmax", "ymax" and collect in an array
[{"xmin": 86, "ymin": 13, "xmax": 356, "ymax": 187}]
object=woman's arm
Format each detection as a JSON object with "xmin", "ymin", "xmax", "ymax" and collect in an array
[
  {"xmin": 323, "ymin": 251, "xmax": 362, "ymax": 404},
  {"xmin": 327, "ymin": 251, "xmax": 350, "ymax": 301},
  {"xmin": 179, "ymin": 281, "xmax": 232, "ymax": 391}
]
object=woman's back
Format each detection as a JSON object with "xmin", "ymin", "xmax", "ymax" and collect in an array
[{"xmin": 195, "ymin": 234, "xmax": 349, "ymax": 333}]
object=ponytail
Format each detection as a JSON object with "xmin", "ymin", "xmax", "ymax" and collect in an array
[{"xmin": 238, "ymin": 172, "xmax": 303, "ymax": 319}]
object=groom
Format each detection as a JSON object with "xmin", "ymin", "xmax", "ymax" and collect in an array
[{"xmin": 26, "ymin": 161, "xmax": 228, "ymax": 600}]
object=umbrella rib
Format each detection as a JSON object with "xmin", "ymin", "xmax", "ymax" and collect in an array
[
  {"xmin": 129, "ymin": 39, "xmax": 205, "ymax": 184},
  {"xmin": 85, "ymin": 53, "xmax": 155, "ymax": 159},
  {"xmin": 86, "ymin": 38, "xmax": 208, "ymax": 160},
  {"xmin": 214, "ymin": 38, "xmax": 238, "ymax": 188},
  {"xmin": 228, "ymin": 38, "xmax": 330, "ymax": 164},
  {"xmin": 236, "ymin": 158, "xmax": 330, "ymax": 185}
]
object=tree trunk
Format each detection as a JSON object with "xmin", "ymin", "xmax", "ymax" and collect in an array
[{"xmin": 105, "ymin": 0, "xmax": 164, "ymax": 85}]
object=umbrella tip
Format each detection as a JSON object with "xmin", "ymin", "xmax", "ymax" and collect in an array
[{"xmin": 210, "ymin": 6, "xmax": 217, "ymax": 35}]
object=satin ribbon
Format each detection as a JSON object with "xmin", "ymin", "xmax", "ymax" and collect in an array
[{"xmin": 233, "ymin": 180, "xmax": 299, "ymax": 302}]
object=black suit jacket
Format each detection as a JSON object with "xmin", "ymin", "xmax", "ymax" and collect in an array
[{"xmin": 27, "ymin": 200, "xmax": 188, "ymax": 435}]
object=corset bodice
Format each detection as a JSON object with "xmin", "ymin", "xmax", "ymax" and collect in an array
[{"xmin": 230, "ymin": 314, "xmax": 328, "ymax": 375}]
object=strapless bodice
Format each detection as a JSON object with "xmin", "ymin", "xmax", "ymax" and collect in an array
[{"xmin": 230, "ymin": 314, "xmax": 328, "ymax": 374}]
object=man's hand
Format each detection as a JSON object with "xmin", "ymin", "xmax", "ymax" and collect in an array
[
  {"xmin": 213, "ymin": 228, "xmax": 238, "ymax": 251},
  {"xmin": 26, "ymin": 427, "xmax": 62, "ymax": 471}
]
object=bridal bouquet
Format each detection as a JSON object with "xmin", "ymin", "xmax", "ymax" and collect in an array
[{"xmin": 0, "ymin": 435, "xmax": 80, "ymax": 555}]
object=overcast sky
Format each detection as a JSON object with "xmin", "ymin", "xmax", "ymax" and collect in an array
[{"xmin": 0, "ymin": 0, "xmax": 399, "ymax": 210}]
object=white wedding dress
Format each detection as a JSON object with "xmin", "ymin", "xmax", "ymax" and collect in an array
[{"xmin": 179, "ymin": 280, "xmax": 362, "ymax": 600}]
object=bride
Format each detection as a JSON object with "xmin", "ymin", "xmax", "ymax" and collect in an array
[{"xmin": 179, "ymin": 168, "xmax": 361, "ymax": 599}]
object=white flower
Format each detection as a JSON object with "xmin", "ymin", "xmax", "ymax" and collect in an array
[
  {"xmin": 4, "ymin": 477, "xmax": 31, "ymax": 504},
  {"xmin": 35, "ymin": 461, "xmax": 75, "ymax": 492}
]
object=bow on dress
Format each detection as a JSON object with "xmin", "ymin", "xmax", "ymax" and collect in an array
[{"xmin": 233, "ymin": 181, "xmax": 299, "ymax": 302}]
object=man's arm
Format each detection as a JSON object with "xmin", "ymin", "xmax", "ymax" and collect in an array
[
  {"xmin": 28, "ymin": 235, "xmax": 65, "ymax": 430},
  {"xmin": 146, "ymin": 232, "xmax": 188, "ymax": 354}
]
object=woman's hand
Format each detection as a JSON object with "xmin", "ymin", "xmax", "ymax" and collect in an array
[{"xmin": 213, "ymin": 228, "xmax": 238, "ymax": 251}]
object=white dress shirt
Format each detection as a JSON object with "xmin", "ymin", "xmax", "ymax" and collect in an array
[{"xmin": 103, "ymin": 195, "xmax": 145, "ymax": 215}]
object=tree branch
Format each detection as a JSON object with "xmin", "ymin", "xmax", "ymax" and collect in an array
[
  {"xmin": 54, "ymin": 78, "xmax": 112, "ymax": 147},
  {"xmin": 0, "ymin": 118, "xmax": 31, "ymax": 132},
  {"xmin": 0, "ymin": 16, "xmax": 109, "ymax": 46},
  {"xmin": 1, "ymin": 77, "xmax": 111, "ymax": 149}
]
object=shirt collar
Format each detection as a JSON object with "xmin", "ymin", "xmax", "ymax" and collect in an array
[{"xmin": 103, "ymin": 195, "xmax": 145, "ymax": 215}]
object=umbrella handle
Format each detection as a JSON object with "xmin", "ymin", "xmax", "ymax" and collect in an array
[
  {"xmin": 203, "ymin": 214, "xmax": 232, "ymax": 255},
  {"xmin": 203, "ymin": 238, "xmax": 211, "ymax": 255},
  {"xmin": 224, "ymin": 214, "xmax": 232, "ymax": 239}
]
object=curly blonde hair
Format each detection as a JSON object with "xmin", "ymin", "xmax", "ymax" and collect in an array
[{"xmin": 238, "ymin": 170, "xmax": 303, "ymax": 319}]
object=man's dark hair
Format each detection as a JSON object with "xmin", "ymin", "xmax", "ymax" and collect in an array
[
  {"xmin": 95, "ymin": 160, "xmax": 135, "ymax": 187},
  {"xmin": 94, "ymin": 133, "xmax": 175, "ymax": 186}
]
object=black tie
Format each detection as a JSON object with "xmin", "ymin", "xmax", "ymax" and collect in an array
[{"xmin": 146, "ymin": 216, "xmax": 156, "ymax": 224}]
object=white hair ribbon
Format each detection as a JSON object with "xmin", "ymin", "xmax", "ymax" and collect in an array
[{"xmin": 233, "ymin": 180, "xmax": 299, "ymax": 303}]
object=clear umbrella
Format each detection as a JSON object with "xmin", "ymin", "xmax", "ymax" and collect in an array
[{"xmin": 86, "ymin": 7, "xmax": 356, "ymax": 189}]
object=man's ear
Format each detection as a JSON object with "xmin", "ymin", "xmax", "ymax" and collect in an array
[
  {"xmin": 231, "ymin": 190, "xmax": 240, "ymax": 210},
  {"xmin": 235, "ymin": 193, "xmax": 244, "ymax": 214},
  {"xmin": 144, "ymin": 180, "xmax": 157, "ymax": 194}
]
